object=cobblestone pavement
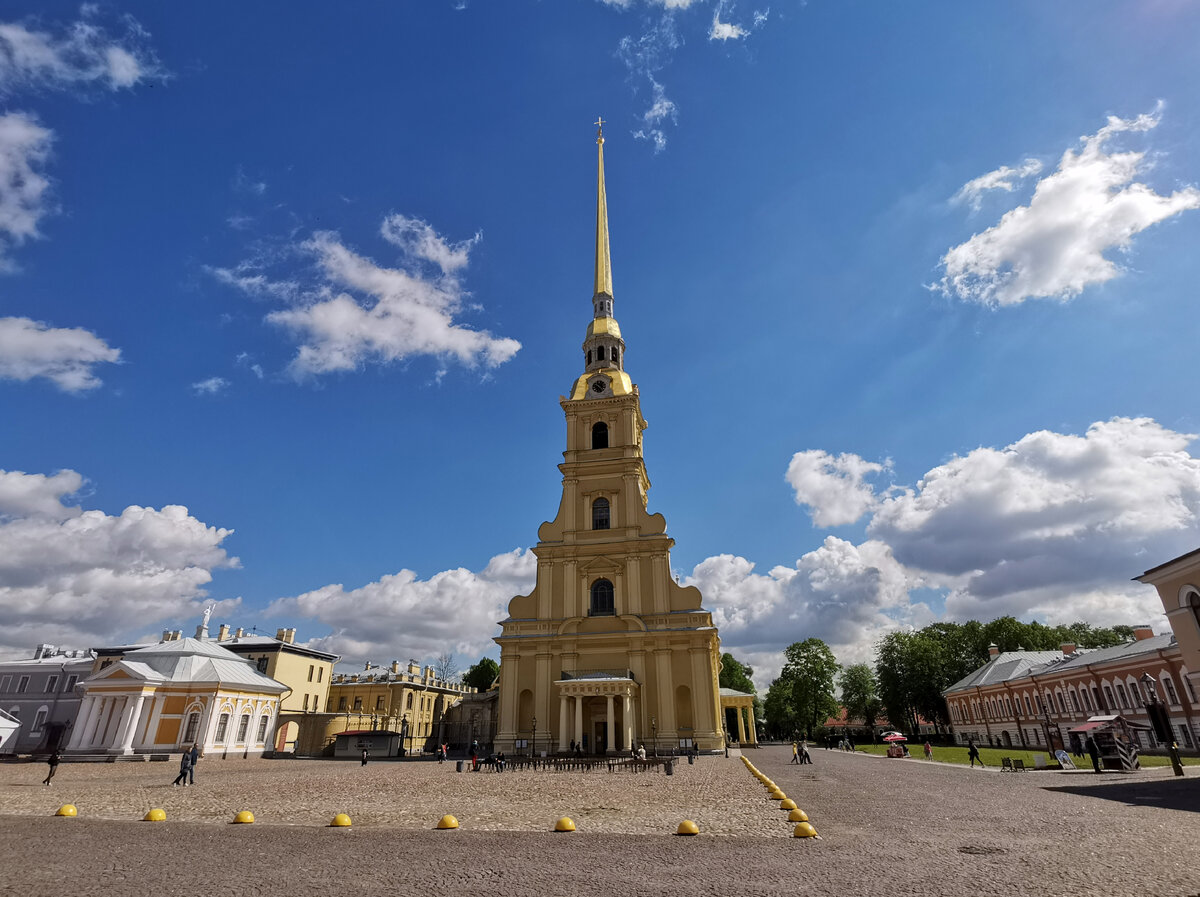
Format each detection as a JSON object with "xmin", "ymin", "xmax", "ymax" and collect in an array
[{"xmin": 3, "ymin": 747, "xmax": 1198, "ymax": 897}]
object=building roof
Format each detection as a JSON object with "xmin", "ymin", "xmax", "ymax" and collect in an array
[
  {"xmin": 943, "ymin": 651, "xmax": 1067, "ymax": 695},
  {"xmin": 718, "ymin": 687, "xmax": 754, "ymax": 698},
  {"xmin": 218, "ymin": 634, "xmax": 340, "ymax": 662},
  {"xmin": 94, "ymin": 637, "xmax": 287, "ymax": 692},
  {"xmin": 944, "ymin": 635, "xmax": 1176, "ymax": 696}
]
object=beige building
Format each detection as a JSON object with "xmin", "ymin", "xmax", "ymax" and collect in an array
[
  {"xmin": 494, "ymin": 124, "xmax": 723, "ymax": 756},
  {"xmin": 213, "ymin": 625, "xmax": 339, "ymax": 716},
  {"xmin": 324, "ymin": 660, "xmax": 477, "ymax": 753},
  {"xmin": 1136, "ymin": 547, "xmax": 1200, "ymax": 702}
]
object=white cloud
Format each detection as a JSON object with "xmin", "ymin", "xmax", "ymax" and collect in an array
[
  {"xmin": 216, "ymin": 216, "xmax": 520, "ymax": 379},
  {"xmin": 0, "ymin": 111, "xmax": 51, "ymax": 267},
  {"xmin": 709, "ymin": 0, "xmax": 765, "ymax": 40},
  {"xmin": 268, "ymin": 548, "xmax": 536, "ymax": 666},
  {"xmin": 191, "ymin": 376, "xmax": 229, "ymax": 395},
  {"xmin": 0, "ymin": 11, "xmax": 163, "ymax": 94},
  {"xmin": 939, "ymin": 105, "xmax": 1200, "ymax": 306},
  {"xmin": 0, "ymin": 469, "xmax": 239, "ymax": 656},
  {"xmin": 951, "ymin": 157, "xmax": 1043, "ymax": 211},
  {"xmin": 869, "ymin": 417, "xmax": 1200, "ymax": 618},
  {"xmin": 0, "ymin": 315, "xmax": 120, "ymax": 391},
  {"xmin": 785, "ymin": 449, "xmax": 890, "ymax": 527},
  {"xmin": 380, "ymin": 213, "xmax": 480, "ymax": 275}
]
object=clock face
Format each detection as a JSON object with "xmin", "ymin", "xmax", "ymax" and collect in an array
[{"xmin": 591, "ymin": 379, "xmax": 608, "ymax": 394}]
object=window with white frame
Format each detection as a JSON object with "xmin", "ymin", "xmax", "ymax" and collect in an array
[
  {"xmin": 45, "ymin": 675, "xmax": 59, "ymax": 694},
  {"xmin": 1185, "ymin": 677, "xmax": 1197, "ymax": 705},
  {"xmin": 236, "ymin": 714, "xmax": 250, "ymax": 742},
  {"xmin": 183, "ymin": 712, "xmax": 200, "ymax": 743},
  {"xmin": 65, "ymin": 675, "xmax": 77, "ymax": 692},
  {"xmin": 1103, "ymin": 686, "xmax": 1115, "ymax": 710},
  {"xmin": 0, "ymin": 675, "xmax": 10, "ymax": 693},
  {"xmin": 1070, "ymin": 690, "xmax": 1080, "ymax": 712},
  {"xmin": 215, "ymin": 713, "xmax": 230, "ymax": 743},
  {"xmin": 32, "ymin": 708, "xmax": 48, "ymax": 733},
  {"xmin": 16, "ymin": 676, "xmax": 29, "ymax": 694},
  {"xmin": 1129, "ymin": 680, "xmax": 1141, "ymax": 704},
  {"xmin": 1163, "ymin": 676, "xmax": 1179, "ymax": 705}
]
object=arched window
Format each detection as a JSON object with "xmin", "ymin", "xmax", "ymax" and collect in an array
[
  {"xmin": 256, "ymin": 715, "xmax": 269, "ymax": 743},
  {"xmin": 592, "ymin": 497, "xmax": 610, "ymax": 530},
  {"xmin": 590, "ymin": 578, "xmax": 614, "ymax": 616},
  {"xmin": 611, "ymin": 347, "xmax": 619, "ymax": 366},
  {"xmin": 183, "ymin": 712, "xmax": 200, "ymax": 743},
  {"xmin": 1115, "ymin": 683, "xmax": 1129, "ymax": 708},
  {"xmin": 237, "ymin": 713, "xmax": 251, "ymax": 742},
  {"xmin": 1070, "ymin": 690, "xmax": 1080, "ymax": 712},
  {"xmin": 1163, "ymin": 676, "xmax": 1179, "ymax": 704},
  {"xmin": 596, "ymin": 345, "xmax": 606, "ymax": 361},
  {"xmin": 592, "ymin": 421, "xmax": 609, "ymax": 449},
  {"xmin": 587, "ymin": 350, "xmax": 593, "ymax": 365},
  {"xmin": 215, "ymin": 713, "xmax": 230, "ymax": 743}
]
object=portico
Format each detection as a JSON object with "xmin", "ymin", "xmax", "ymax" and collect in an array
[{"xmin": 557, "ymin": 673, "xmax": 637, "ymax": 753}]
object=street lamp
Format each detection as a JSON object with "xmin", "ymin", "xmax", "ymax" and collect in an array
[
  {"xmin": 402, "ymin": 714, "xmax": 411, "ymax": 758},
  {"xmin": 531, "ymin": 716, "xmax": 537, "ymax": 759},
  {"xmin": 1141, "ymin": 673, "xmax": 1184, "ymax": 777}
]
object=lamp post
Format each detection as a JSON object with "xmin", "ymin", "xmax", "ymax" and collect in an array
[
  {"xmin": 531, "ymin": 716, "xmax": 537, "ymax": 759},
  {"xmin": 1141, "ymin": 673, "xmax": 1184, "ymax": 777},
  {"xmin": 402, "ymin": 714, "xmax": 410, "ymax": 758},
  {"xmin": 651, "ymin": 716, "xmax": 657, "ymax": 758}
]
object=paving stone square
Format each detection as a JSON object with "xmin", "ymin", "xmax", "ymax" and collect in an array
[{"xmin": 2, "ymin": 747, "xmax": 1198, "ymax": 896}]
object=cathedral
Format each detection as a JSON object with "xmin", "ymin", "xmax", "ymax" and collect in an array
[{"xmin": 493, "ymin": 123, "xmax": 724, "ymax": 755}]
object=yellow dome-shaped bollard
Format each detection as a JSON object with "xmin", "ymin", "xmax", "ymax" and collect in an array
[
  {"xmin": 554, "ymin": 816, "xmax": 576, "ymax": 832},
  {"xmin": 330, "ymin": 813, "xmax": 352, "ymax": 827},
  {"xmin": 676, "ymin": 819, "xmax": 700, "ymax": 836},
  {"xmin": 793, "ymin": 822, "xmax": 819, "ymax": 838},
  {"xmin": 436, "ymin": 814, "xmax": 460, "ymax": 830},
  {"xmin": 779, "ymin": 799, "xmax": 797, "ymax": 811},
  {"xmin": 143, "ymin": 808, "xmax": 166, "ymax": 822},
  {"xmin": 233, "ymin": 810, "xmax": 255, "ymax": 824},
  {"xmin": 54, "ymin": 804, "xmax": 77, "ymax": 817},
  {"xmin": 788, "ymin": 808, "xmax": 809, "ymax": 822},
  {"xmin": 769, "ymin": 789, "xmax": 786, "ymax": 801}
]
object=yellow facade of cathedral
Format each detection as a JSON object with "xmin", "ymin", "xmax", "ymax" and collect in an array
[{"xmin": 494, "ymin": 124, "xmax": 724, "ymax": 755}]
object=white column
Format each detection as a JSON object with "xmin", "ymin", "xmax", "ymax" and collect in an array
[
  {"xmin": 747, "ymin": 705, "xmax": 758, "ymax": 745},
  {"xmin": 117, "ymin": 693, "xmax": 148, "ymax": 755},
  {"xmin": 558, "ymin": 694, "xmax": 569, "ymax": 752},
  {"xmin": 102, "ymin": 697, "xmax": 129, "ymax": 750},
  {"xmin": 606, "ymin": 694, "xmax": 615, "ymax": 753},
  {"xmin": 66, "ymin": 696, "xmax": 97, "ymax": 750},
  {"xmin": 736, "ymin": 706, "xmax": 747, "ymax": 743},
  {"xmin": 87, "ymin": 698, "xmax": 108, "ymax": 747},
  {"xmin": 623, "ymin": 694, "xmax": 633, "ymax": 752},
  {"xmin": 574, "ymin": 694, "xmax": 584, "ymax": 748},
  {"xmin": 140, "ymin": 695, "xmax": 165, "ymax": 750}
]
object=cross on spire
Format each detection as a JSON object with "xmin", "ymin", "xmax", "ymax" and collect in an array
[{"xmin": 595, "ymin": 116, "xmax": 605, "ymax": 139}]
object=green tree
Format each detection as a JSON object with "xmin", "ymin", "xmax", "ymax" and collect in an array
[
  {"xmin": 718, "ymin": 653, "xmax": 756, "ymax": 694},
  {"xmin": 764, "ymin": 677, "xmax": 799, "ymax": 739},
  {"xmin": 780, "ymin": 638, "xmax": 840, "ymax": 737},
  {"xmin": 462, "ymin": 657, "xmax": 500, "ymax": 691},
  {"xmin": 837, "ymin": 663, "xmax": 881, "ymax": 727}
]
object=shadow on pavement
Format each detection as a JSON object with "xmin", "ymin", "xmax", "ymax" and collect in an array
[{"xmin": 1044, "ymin": 776, "xmax": 1200, "ymax": 813}]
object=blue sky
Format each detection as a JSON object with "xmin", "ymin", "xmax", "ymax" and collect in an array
[{"xmin": 2, "ymin": 2, "xmax": 1199, "ymax": 687}]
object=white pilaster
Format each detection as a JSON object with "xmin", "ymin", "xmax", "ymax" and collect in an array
[
  {"xmin": 606, "ymin": 694, "xmax": 615, "ymax": 753},
  {"xmin": 559, "ymin": 694, "xmax": 569, "ymax": 752}
]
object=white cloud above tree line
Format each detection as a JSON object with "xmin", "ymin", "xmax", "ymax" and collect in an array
[
  {"xmin": 0, "ymin": 468, "xmax": 239, "ymax": 658},
  {"xmin": 939, "ymin": 105, "xmax": 1200, "ymax": 306},
  {"xmin": 213, "ymin": 214, "xmax": 520, "ymax": 379}
]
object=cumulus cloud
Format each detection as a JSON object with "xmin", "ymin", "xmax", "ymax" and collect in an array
[
  {"xmin": 0, "ymin": 315, "xmax": 120, "ymax": 391},
  {"xmin": 951, "ymin": 158, "xmax": 1043, "ymax": 211},
  {"xmin": 268, "ymin": 548, "xmax": 536, "ymax": 666},
  {"xmin": 786, "ymin": 449, "xmax": 890, "ymax": 527},
  {"xmin": 214, "ymin": 215, "xmax": 520, "ymax": 379},
  {"xmin": 939, "ymin": 105, "xmax": 1200, "ymax": 306},
  {"xmin": 0, "ymin": 469, "xmax": 239, "ymax": 657},
  {"xmin": 0, "ymin": 111, "xmax": 51, "ymax": 267},
  {"xmin": 869, "ymin": 417, "xmax": 1200, "ymax": 617},
  {"xmin": 0, "ymin": 10, "xmax": 163, "ymax": 94}
]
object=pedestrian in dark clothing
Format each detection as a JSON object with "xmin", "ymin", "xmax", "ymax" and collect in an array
[
  {"xmin": 361, "ymin": 748, "xmax": 369, "ymax": 766},
  {"xmin": 43, "ymin": 750, "xmax": 61, "ymax": 786},
  {"xmin": 188, "ymin": 745, "xmax": 199, "ymax": 784},
  {"xmin": 967, "ymin": 740, "xmax": 983, "ymax": 768},
  {"xmin": 172, "ymin": 751, "xmax": 192, "ymax": 786},
  {"xmin": 1085, "ymin": 736, "xmax": 1102, "ymax": 774}
]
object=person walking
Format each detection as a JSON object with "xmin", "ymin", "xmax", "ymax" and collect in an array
[
  {"xmin": 967, "ymin": 740, "xmax": 983, "ymax": 768},
  {"xmin": 172, "ymin": 750, "xmax": 192, "ymax": 786},
  {"xmin": 1085, "ymin": 736, "xmax": 1102, "ymax": 774},
  {"xmin": 791, "ymin": 741, "xmax": 800, "ymax": 764},
  {"xmin": 361, "ymin": 748, "xmax": 369, "ymax": 766},
  {"xmin": 187, "ymin": 744, "xmax": 199, "ymax": 785},
  {"xmin": 923, "ymin": 741, "xmax": 933, "ymax": 760},
  {"xmin": 42, "ymin": 749, "xmax": 61, "ymax": 786}
]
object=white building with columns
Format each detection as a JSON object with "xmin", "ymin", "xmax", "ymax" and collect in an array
[{"xmin": 65, "ymin": 636, "xmax": 286, "ymax": 758}]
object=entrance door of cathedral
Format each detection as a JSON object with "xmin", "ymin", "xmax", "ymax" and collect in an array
[{"xmin": 594, "ymin": 722, "xmax": 607, "ymax": 754}]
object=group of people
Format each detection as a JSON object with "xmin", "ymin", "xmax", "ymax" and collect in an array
[
  {"xmin": 172, "ymin": 744, "xmax": 201, "ymax": 785},
  {"xmin": 790, "ymin": 740, "xmax": 813, "ymax": 764}
]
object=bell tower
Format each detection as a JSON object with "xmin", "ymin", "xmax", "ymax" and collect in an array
[{"xmin": 493, "ymin": 122, "xmax": 723, "ymax": 757}]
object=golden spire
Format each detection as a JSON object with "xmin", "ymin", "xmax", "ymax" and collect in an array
[{"xmin": 594, "ymin": 116, "xmax": 613, "ymax": 302}]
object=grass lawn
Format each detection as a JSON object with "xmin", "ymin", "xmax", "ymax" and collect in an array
[{"xmin": 851, "ymin": 743, "xmax": 1200, "ymax": 768}]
